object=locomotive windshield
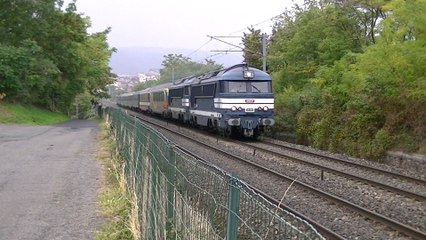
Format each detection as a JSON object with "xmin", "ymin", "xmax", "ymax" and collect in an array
[{"xmin": 220, "ymin": 81, "xmax": 271, "ymax": 93}]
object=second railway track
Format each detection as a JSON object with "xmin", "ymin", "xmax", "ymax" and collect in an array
[{"xmin": 239, "ymin": 140, "xmax": 426, "ymax": 202}]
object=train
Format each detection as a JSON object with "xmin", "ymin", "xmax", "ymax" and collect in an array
[{"xmin": 116, "ymin": 64, "xmax": 274, "ymax": 138}]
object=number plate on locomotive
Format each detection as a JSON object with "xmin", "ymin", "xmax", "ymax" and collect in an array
[{"xmin": 245, "ymin": 108, "xmax": 255, "ymax": 112}]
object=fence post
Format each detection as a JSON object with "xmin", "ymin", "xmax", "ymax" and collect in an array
[
  {"xmin": 226, "ymin": 173, "xmax": 241, "ymax": 240},
  {"xmin": 166, "ymin": 144, "xmax": 176, "ymax": 239},
  {"xmin": 150, "ymin": 137, "xmax": 158, "ymax": 240}
]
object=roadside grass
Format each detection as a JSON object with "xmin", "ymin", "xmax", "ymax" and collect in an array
[
  {"xmin": 0, "ymin": 103, "xmax": 68, "ymax": 125},
  {"xmin": 95, "ymin": 122, "xmax": 133, "ymax": 240}
]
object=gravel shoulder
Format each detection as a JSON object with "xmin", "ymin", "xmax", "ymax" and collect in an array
[{"xmin": 0, "ymin": 119, "xmax": 102, "ymax": 240}]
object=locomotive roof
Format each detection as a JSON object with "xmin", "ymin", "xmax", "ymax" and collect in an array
[
  {"xmin": 147, "ymin": 82, "xmax": 173, "ymax": 92},
  {"xmin": 118, "ymin": 82, "xmax": 172, "ymax": 97},
  {"xmin": 119, "ymin": 91, "xmax": 138, "ymax": 97},
  {"xmin": 170, "ymin": 64, "xmax": 271, "ymax": 88}
]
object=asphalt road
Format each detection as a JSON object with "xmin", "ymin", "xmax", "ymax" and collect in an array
[{"xmin": 0, "ymin": 120, "xmax": 102, "ymax": 240}]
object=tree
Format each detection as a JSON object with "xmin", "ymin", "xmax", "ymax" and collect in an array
[
  {"xmin": 79, "ymin": 29, "xmax": 116, "ymax": 98},
  {"xmin": 159, "ymin": 54, "xmax": 222, "ymax": 83},
  {"xmin": 0, "ymin": 0, "xmax": 114, "ymax": 112},
  {"xmin": 160, "ymin": 54, "xmax": 192, "ymax": 82},
  {"xmin": 264, "ymin": 0, "xmax": 426, "ymax": 158},
  {"xmin": 297, "ymin": 0, "xmax": 426, "ymax": 157},
  {"xmin": 267, "ymin": 1, "xmax": 364, "ymax": 101},
  {"xmin": 0, "ymin": 40, "xmax": 60, "ymax": 103},
  {"xmin": 345, "ymin": 0, "xmax": 388, "ymax": 45},
  {"xmin": 242, "ymin": 27, "xmax": 263, "ymax": 69}
]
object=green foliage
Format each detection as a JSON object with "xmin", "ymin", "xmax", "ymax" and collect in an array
[
  {"xmin": 159, "ymin": 54, "xmax": 222, "ymax": 83},
  {"xmin": 295, "ymin": 86, "xmax": 341, "ymax": 147},
  {"xmin": 371, "ymin": 129, "xmax": 393, "ymax": 159},
  {"xmin": 0, "ymin": 0, "xmax": 115, "ymax": 113},
  {"xmin": 80, "ymin": 30, "xmax": 116, "ymax": 97},
  {"xmin": 242, "ymin": 27, "xmax": 263, "ymax": 69},
  {"xmin": 262, "ymin": 0, "xmax": 426, "ymax": 158},
  {"xmin": 272, "ymin": 88, "xmax": 300, "ymax": 134},
  {"xmin": 0, "ymin": 43, "xmax": 29, "ymax": 97},
  {"xmin": 393, "ymin": 132, "xmax": 418, "ymax": 153},
  {"xmin": 268, "ymin": 2, "xmax": 364, "ymax": 98},
  {"xmin": 69, "ymin": 91, "xmax": 97, "ymax": 119},
  {"xmin": 0, "ymin": 103, "xmax": 68, "ymax": 125}
]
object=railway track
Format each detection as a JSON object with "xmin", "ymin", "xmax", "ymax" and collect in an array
[
  {"xmin": 239, "ymin": 140, "xmax": 426, "ymax": 202},
  {"xmin": 128, "ymin": 111, "xmax": 426, "ymax": 239},
  {"xmin": 263, "ymin": 138, "xmax": 426, "ymax": 185}
]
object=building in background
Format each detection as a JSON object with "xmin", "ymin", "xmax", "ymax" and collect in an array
[{"xmin": 108, "ymin": 69, "xmax": 160, "ymax": 97}]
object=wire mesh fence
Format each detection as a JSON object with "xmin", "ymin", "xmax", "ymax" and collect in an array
[{"xmin": 104, "ymin": 107, "xmax": 324, "ymax": 240}]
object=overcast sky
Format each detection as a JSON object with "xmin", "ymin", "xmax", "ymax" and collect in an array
[{"xmin": 74, "ymin": 0, "xmax": 300, "ymax": 52}]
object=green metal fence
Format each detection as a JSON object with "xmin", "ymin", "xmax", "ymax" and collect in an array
[{"xmin": 105, "ymin": 107, "xmax": 324, "ymax": 240}]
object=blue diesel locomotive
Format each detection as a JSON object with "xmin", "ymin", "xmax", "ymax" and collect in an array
[{"xmin": 117, "ymin": 64, "xmax": 274, "ymax": 138}]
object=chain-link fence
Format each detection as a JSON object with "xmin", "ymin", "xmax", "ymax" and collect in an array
[{"xmin": 105, "ymin": 107, "xmax": 324, "ymax": 240}]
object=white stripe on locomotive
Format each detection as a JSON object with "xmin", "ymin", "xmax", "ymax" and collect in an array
[{"xmin": 213, "ymin": 98, "xmax": 274, "ymax": 109}]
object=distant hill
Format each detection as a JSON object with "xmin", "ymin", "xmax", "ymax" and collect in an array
[{"xmin": 109, "ymin": 46, "xmax": 244, "ymax": 75}]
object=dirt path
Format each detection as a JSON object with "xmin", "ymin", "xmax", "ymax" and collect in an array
[{"xmin": 0, "ymin": 119, "xmax": 102, "ymax": 239}]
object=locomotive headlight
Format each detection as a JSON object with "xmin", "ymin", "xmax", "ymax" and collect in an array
[
  {"xmin": 231, "ymin": 106, "xmax": 237, "ymax": 111},
  {"xmin": 243, "ymin": 70, "xmax": 254, "ymax": 79},
  {"xmin": 238, "ymin": 106, "xmax": 243, "ymax": 111},
  {"xmin": 263, "ymin": 106, "xmax": 269, "ymax": 111},
  {"xmin": 258, "ymin": 106, "xmax": 262, "ymax": 111}
]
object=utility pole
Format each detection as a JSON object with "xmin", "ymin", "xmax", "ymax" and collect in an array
[
  {"xmin": 172, "ymin": 67, "xmax": 175, "ymax": 82},
  {"xmin": 262, "ymin": 33, "xmax": 267, "ymax": 72}
]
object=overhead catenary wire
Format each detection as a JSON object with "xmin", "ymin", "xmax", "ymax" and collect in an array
[
  {"xmin": 186, "ymin": 39, "xmax": 213, "ymax": 57},
  {"xmin": 227, "ymin": 11, "xmax": 285, "ymax": 36},
  {"xmin": 187, "ymin": 46, "xmax": 242, "ymax": 66},
  {"xmin": 205, "ymin": 47, "xmax": 241, "ymax": 59},
  {"xmin": 185, "ymin": 37, "xmax": 244, "ymax": 65},
  {"xmin": 184, "ymin": 10, "xmax": 286, "ymax": 68},
  {"xmin": 208, "ymin": 35, "xmax": 261, "ymax": 56}
]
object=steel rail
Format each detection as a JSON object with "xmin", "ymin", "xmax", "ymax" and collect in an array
[
  {"xmin": 239, "ymin": 141, "xmax": 426, "ymax": 202},
  {"xmin": 263, "ymin": 138, "xmax": 426, "ymax": 185}
]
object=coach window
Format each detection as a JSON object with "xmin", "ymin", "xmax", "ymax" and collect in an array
[
  {"xmin": 184, "ymin": 86, "xmax": 190, "ymax": 95},
  {"xmin": 250, "ymin": 81, "xmax": 271, "ymax": 93},
  {"xmin": 202, "ymin": 84, "xmax": 215, "ymax": 97},
  {"xmin": 223, "ymin": 81, "xmax": 246, "ymax": 93},
  {"xmin": 170, "ymin": 88, "xmax": 183, "ymax": 98},
  {"xmin": 154, "ymin": 92, "xmax": 162, "ymax": 101},
  {"xmin": 220, "ymin": 81, "xmax": 245, "ymax": 93},
  {"xmin": 141, "ymin": 93, "xmax": 149, "ymax": 102}
]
